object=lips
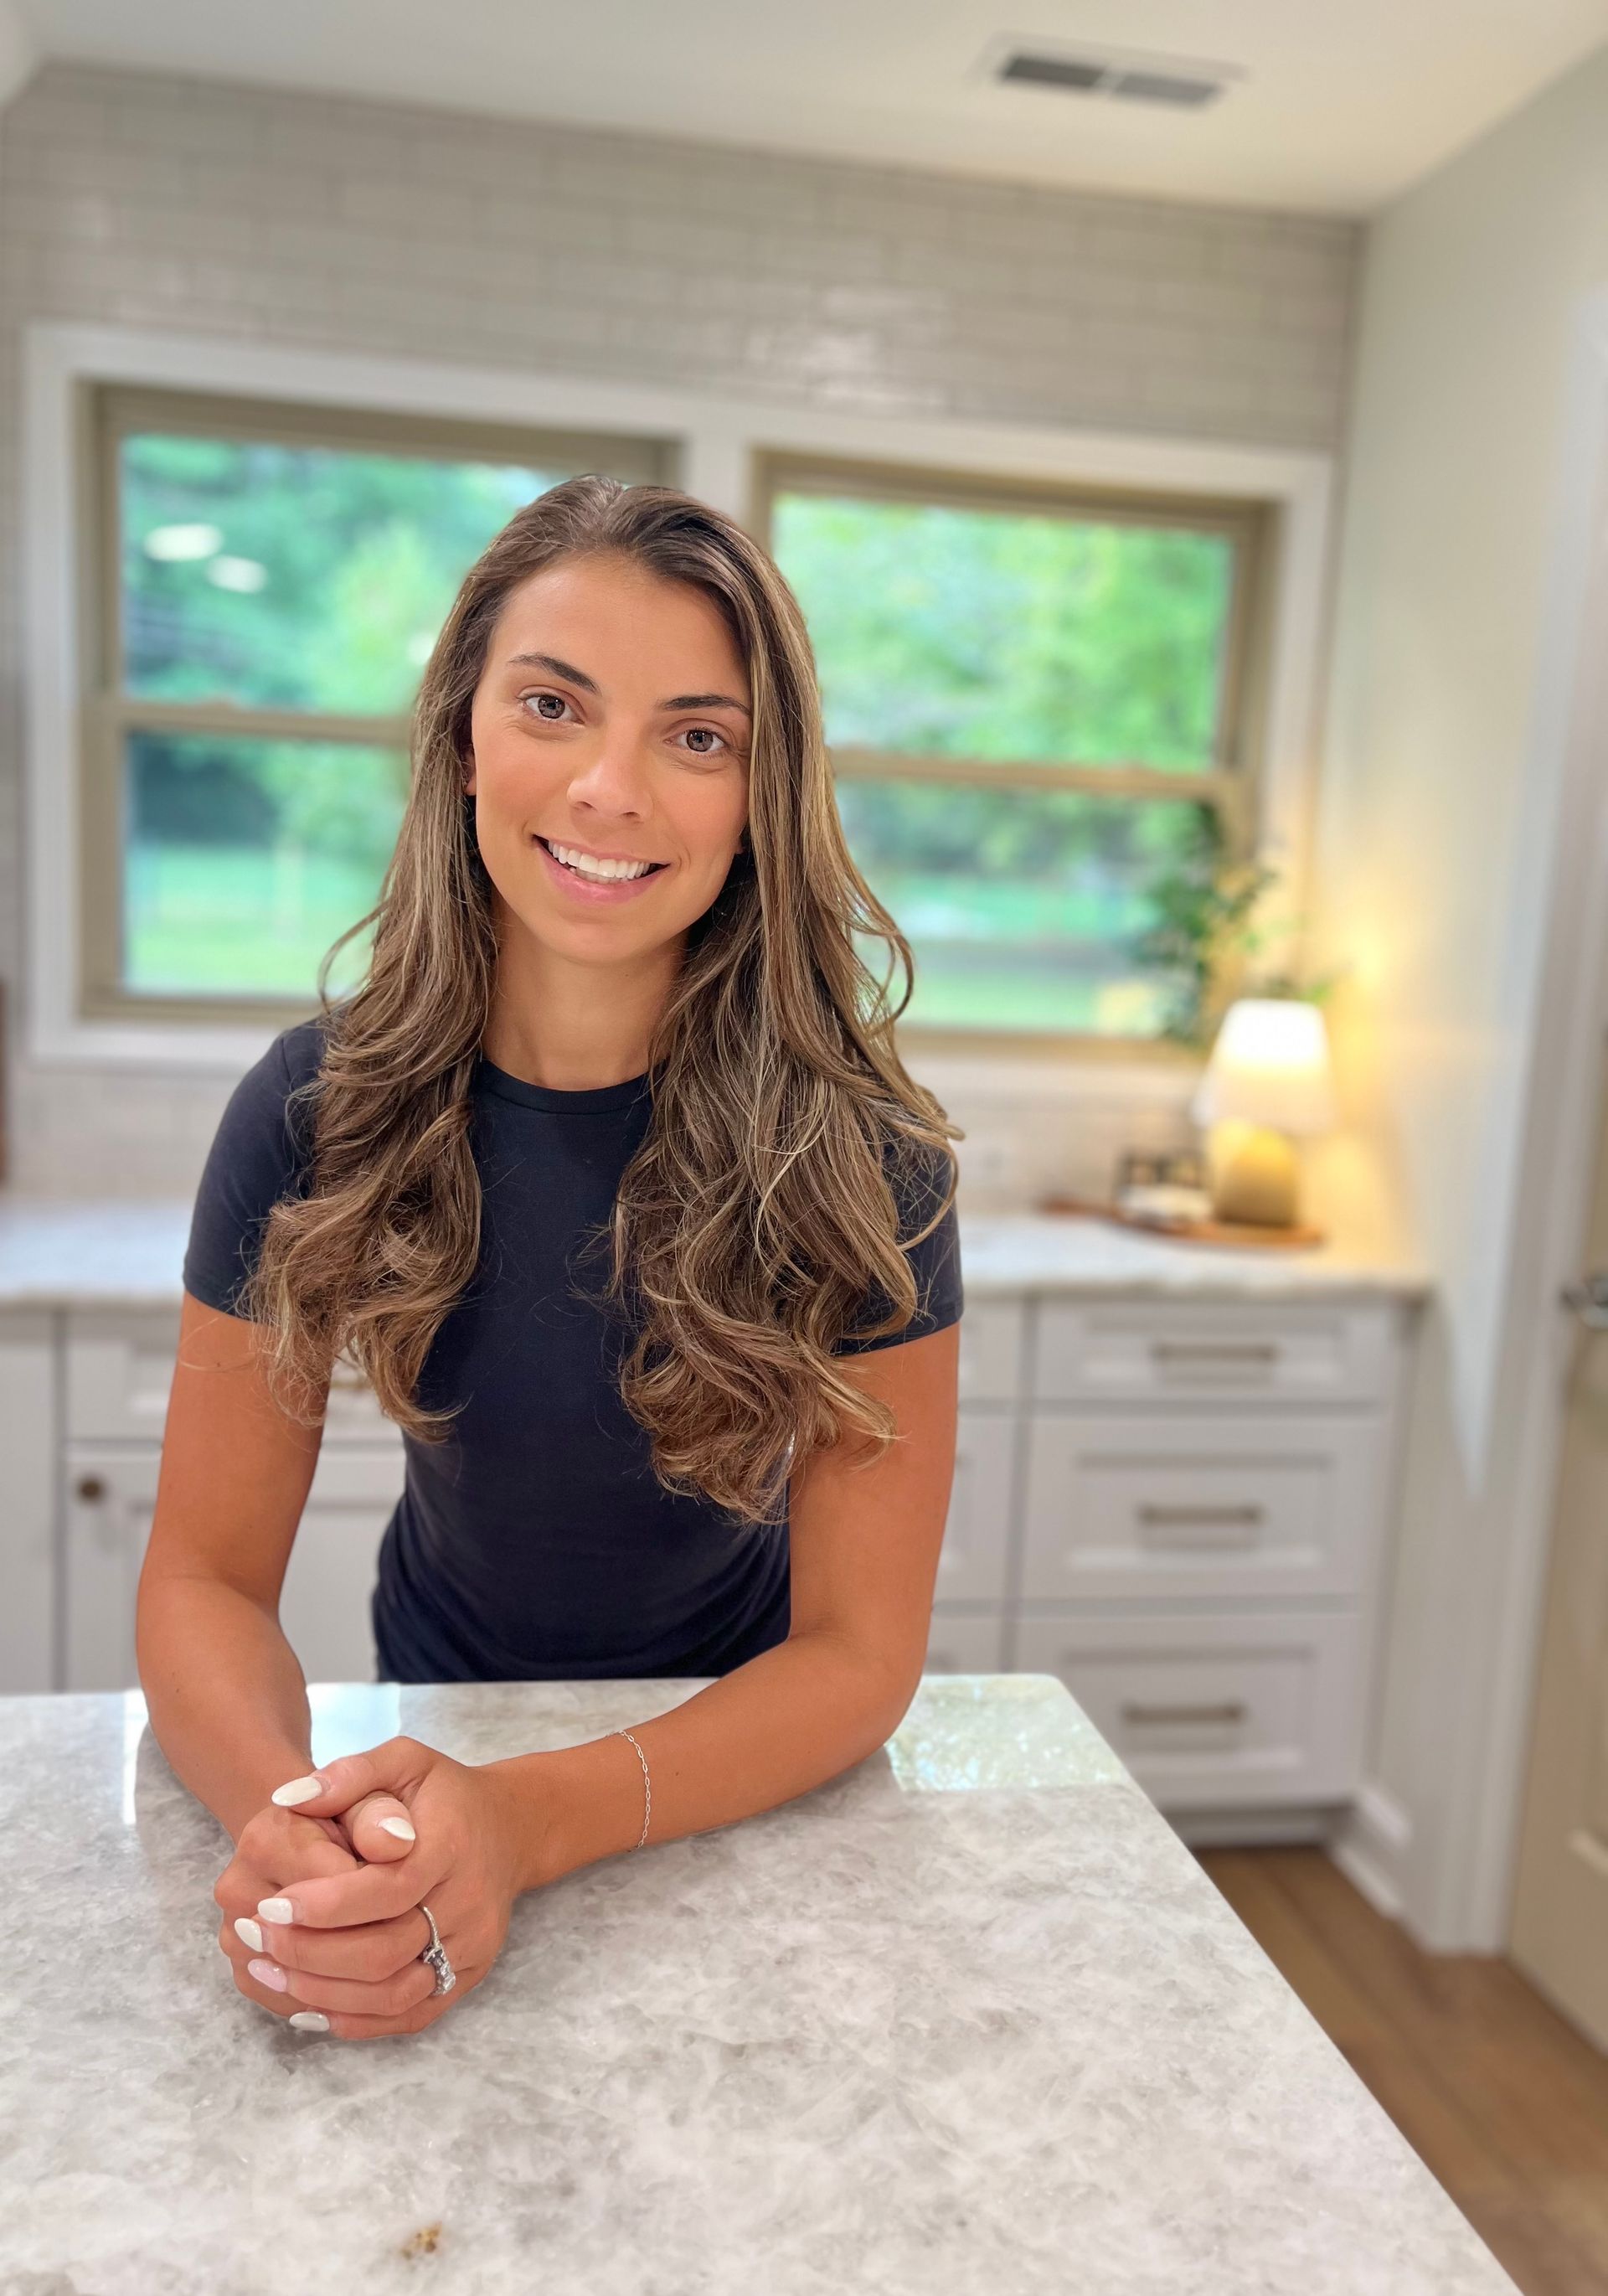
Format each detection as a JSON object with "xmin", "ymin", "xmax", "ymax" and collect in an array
[
  {"xmin": 539, "ymin": 836, "xmax": 665, "ymax": 875},
  {"xmin": 533, "ymin": 834, "xmax": 669, "ymax": 903}
]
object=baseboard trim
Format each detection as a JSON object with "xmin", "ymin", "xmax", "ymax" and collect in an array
[
  {"xmin": 1330, "ymin": 1781, "xmax": 1411, "ymax": 1919},
  {"xmin": 1170, "ymin": 1803, "xmax": 1341, "ymax": 1850}
]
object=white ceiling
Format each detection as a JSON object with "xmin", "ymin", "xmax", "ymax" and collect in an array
[{"xmin": 6, "ymin": 0, "xmax": 1608, "ymax": 217}]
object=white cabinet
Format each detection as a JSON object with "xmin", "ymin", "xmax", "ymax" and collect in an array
[
  {"xmin": 1016, "ymin": 1292, "xmax": 1408, "ymax": 1824},
  {"xmin": 64, "ymin": 1442, "xmax": 403, "ymax": 1692},
  {"xmin": 924, "ymin": 1609, "xmax": 1008, "ymax": 1673},
  {"xmin": 1, "ymin": 1309, "xmax": 55, "ymax": 1693},
  {"xmin": 2, "ymin": 1281, "xmax": 1415, "ymax": 1839},
  {"xmin": 1014, "ymin": 1609, "xmax": 1365, "ymax": 1809},
  {"xmin": 1033, "ymin": 1298, "xmax": 1395, "ymax": 1405},
  {"xmin": 56, "ymin": 1308, "xmax": 402, "ymax": 1695},
  {"xmin": 935, "ymin": 1411, "xmax": 1017, "ymax": 1603},
  {"xmin": 1020, "ymin": 1411, "xmax": 1386, "ymax": 1602}
]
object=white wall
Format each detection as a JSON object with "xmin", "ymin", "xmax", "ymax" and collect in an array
[
  {"xmin": 1306, "ymin": 39, "xmax": 1608, "ymax": 1943},
  {"xmin": 0, "ymin": 60, "xmax": 1360, "ymax": 1202}
]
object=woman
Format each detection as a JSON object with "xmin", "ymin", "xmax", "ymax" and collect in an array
[{"xmin": 138, "ymin": 474, "xmax": 963, "ymax": 2043}]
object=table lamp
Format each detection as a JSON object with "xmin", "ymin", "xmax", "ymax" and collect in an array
[{"xmin": 1189, "ymin": 997, "xmax": 1336, "ymax": 1229}]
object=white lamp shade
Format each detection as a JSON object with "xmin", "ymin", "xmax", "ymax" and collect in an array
[{"xmin": 1190, "ymin": 998, "xmax": 1337, "ymax": 1137}]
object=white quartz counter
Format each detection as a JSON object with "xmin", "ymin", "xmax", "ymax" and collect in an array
[
  {"xmin": 5, "ymin": 1673, "xmax": 1510, "ymax": 2293},
  {"xmin": 0, "ymin": 1193, "xmax": 1430, "ymax": 1306}
]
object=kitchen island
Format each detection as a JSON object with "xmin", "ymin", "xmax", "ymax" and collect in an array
[{"xmin": 3, "ymin": 1671, "xmax": 1513, "ymax": 2294}]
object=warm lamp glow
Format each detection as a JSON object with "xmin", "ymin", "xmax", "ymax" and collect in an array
[{"xmin": 1190, "ymin": 998, "xmax": 1337, "ymax": 1138}]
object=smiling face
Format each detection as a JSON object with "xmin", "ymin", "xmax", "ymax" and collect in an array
[{"xmin": 464, "ymin": 551, "xmax": 752, "ymax": 971}]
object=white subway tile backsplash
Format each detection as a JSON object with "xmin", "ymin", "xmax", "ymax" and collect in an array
[{"xmin": 0, "ymin": 59, "xmax": 1358, "ymax": 1197}]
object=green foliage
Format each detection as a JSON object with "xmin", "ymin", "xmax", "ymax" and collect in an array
[
  {"xmin": 1128, "ymin": 838, "xmax": 1343, "ymax": 1048},
  {"xmin": 122, "ymin": 430, "xmax": 554, "ymax": 715},
  {"xmin": 116, "ymin": 445, "xmax": 1256, "ymax": 1040},
  {"xmin": 775, "ymin": 493, "xmax": 1233, "ymax": 771}
]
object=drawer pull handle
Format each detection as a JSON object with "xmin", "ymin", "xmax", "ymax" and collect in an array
[
  {"xmin": 75, "ymin": 1474, "xmax": 106, "ymax": 1503},
  {"xmin": 1150, "ymin": 1343, "xmax": 1280, "ymax": 1364},
  {"xmin": 1136, "ymin": 1504, "xmax": 1265, "ymax": 1529},
  {"xmin": 1120, "ymin": 1700, "xmax": 1248, "ymax": 1728}
]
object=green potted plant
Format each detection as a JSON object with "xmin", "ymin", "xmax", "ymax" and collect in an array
[{"xmin": 1129, "ymin": 846, "xmax": 1341, "ymax": 1050}]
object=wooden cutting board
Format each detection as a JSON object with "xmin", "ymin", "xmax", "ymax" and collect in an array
[{"xmin": 1036, "ymin": 1191, "xmax": 1327, "ymax": 1249}]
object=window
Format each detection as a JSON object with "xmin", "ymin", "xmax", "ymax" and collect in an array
[
  {"xmin": 78, "ymin": 383, "xmax": 672, "ymax": 1023},
  {"xmin": 755, "ymin": 451, "xmax": 1274, "ymax": 1050}
]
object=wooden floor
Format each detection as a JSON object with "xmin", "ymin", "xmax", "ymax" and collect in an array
[{"xmin": 1195, "ymin": 1848, "xmax": 1608, "ymax": 2296}]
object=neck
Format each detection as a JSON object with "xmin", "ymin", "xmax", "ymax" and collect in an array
[{"xmin": 482, "ymin": 904, "xmax": 685, "ymax": 1092}]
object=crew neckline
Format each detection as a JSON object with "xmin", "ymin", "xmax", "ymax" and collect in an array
[{"xmin": 474, "ymin": 1051, "xmax": 652, "ymax": 1114}]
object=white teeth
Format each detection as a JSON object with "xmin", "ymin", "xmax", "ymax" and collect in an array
[{"xmin": 547, "ymin": 841, "xmax": 657, "ymax": 883}]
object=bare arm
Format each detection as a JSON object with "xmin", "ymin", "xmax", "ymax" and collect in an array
[
  {"xmin": 489, "ymin": 1320, "xmax": 961, "ymax": 1892},
  {"xmin": 136, "ymin": 1288, "xmax": 331, "ymax": 1843}
]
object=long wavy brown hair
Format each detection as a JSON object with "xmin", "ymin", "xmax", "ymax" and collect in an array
[{"xmin": 236, "ymin": 473, "xmax": 961, "ymax": 1525}]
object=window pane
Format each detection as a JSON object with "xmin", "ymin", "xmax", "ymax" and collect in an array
[
  {"xmin": 838, "ymin": 777, "xmax": 1214, "ymax": 1036},
  {"xmin": 121, "ymin": 434, "xmax": 575, "ymax": 716},
  {"xmin": 774, "ymin": 490, "xmax": 1234, "ymax": 772},
  {"xmin": 124, "ymin": 730, "xmax": 405, "ymax": 998}
]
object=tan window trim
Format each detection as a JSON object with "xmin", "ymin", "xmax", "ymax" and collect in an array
[
  {"xmin": 750, "ymin": 445, "xmax": 1276, "ymax": 1054},
  {"xmin": 77, "ymin": 379, "xmax": 673, "ymax": 1029}
]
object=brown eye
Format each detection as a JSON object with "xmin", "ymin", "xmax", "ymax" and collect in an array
[{"xmin": 678, "ymin": 725, "xmax": 734, "ymax": 758}]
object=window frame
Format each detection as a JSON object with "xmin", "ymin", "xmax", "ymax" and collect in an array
[
  {"xmin": 23, "ymin": 319, "xmax": 1331, "ymax": 1078},
  {"xmin": 751, "ymin": 447, "xmax": 1278, "ymax": 1060},
  {"xmin": 76, "ymin": 379, "xmax": 673, "ymax": 1029}
]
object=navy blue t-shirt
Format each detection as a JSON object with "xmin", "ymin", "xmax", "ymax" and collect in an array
[{"xmin": 181, "ymin": 1015, "xmax": 964, "ymax": 1685}]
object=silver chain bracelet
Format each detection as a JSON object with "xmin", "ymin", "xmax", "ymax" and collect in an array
[{"xmin": 613, "ymin": 1726, "xmax": 651, "ymax": 1850}]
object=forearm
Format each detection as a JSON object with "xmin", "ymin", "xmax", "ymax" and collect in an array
[
  {"xmin": 487, "ymin": 1631, "xmax": 914, "ymax": 1894},
  {"xmin": 136, "ymin": 1572, "xmax": 317, "ymax": 1843}
]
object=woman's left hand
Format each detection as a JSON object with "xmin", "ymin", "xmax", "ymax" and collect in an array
[{"xmin": 245, "ymin": 1736, "xmax": 534, "ymax": 2040}]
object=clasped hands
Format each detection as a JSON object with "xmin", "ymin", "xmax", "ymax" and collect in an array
[{"xmin": 213, "ymin": 1736, "xmax": 535, "ymax": 2041}]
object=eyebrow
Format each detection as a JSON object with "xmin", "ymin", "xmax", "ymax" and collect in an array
[{"xmin": 505, "ymin": 650, "xmax": 752, "ymax": 719}]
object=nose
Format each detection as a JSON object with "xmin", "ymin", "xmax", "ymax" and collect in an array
[{"xmin": 565, "ymin": 726, "xmax": 652, "ymax": 823}]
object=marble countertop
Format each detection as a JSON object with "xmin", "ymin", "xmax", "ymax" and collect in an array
[
  {"xmin": 5, "ymin": 1673, "xmax": 1510, "ymax": 2295},
  {"xmin": 0, "ymin": 1194, "xmax": 1430, "ymax": 1306}
]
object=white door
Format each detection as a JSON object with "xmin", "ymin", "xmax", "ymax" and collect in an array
[
  {"xmin": 1510, "ymin": 1046, "xmax": 1608, "ymax": 2047},
  {"xmin": 64, "ymin": 1445, "xmax": 402, "ymax": 1692}
]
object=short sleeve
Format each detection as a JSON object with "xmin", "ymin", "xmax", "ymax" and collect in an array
[
  {"xmin": 830, "ymin": 1136, "xmax": 964, "ymax": 1356},
  {"xmin": 182, "ymin": 1023, "xmax": 321, "ymax": 1318}
]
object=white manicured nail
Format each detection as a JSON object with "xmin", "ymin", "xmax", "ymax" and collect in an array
[
  {"xmin": 247, "ymin": 1958, "xmax": 288, "ymax": 1993},
  {"xmin": 257, "ymin": 1896, "xmax": 296, "ymax": 1924},
  {"xmin": 289, "ymin": 2011, "xmax": 329, "ymax": 2033},
  {"xmin": 379, "ymin": 1815, "xmax": 415, "ymax": 1841},
  {"xmin": 271, "ymin": 1772, "xmax": 326, "ymax": 1806},
  {"xmin": 234, "ymin": 1917, "xmax": 264, "ymax": 1953}
]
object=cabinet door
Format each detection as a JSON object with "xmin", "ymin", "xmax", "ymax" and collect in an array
[
  {"xmin": 925, "ymin": 1609, "xmax": 1007, "ymax": 1674},
  {"xmin": 936, "ymin": 1410, "xmax": 1016, "ymax": 1604},
  {"xmin": 65, "ymin": 1309, "xmax": 401, "ymax": 1448},
  {"xmin": 1033, "ymin": 1298, "xmax": 1398, "ymax": 1405},
  {"xmin": 956, "ymin": 1302, "xmax": 1026, "ymax": 1404},
  {"xmin": 1014, "ymin": 1609, "xmax": 1363, "ymax": 1809},
  {"xmin": 64, "ymin": 1445, "xmax": 403, "ymax": 1693},
  {"xmin": 0, "ymin": 1309, "xmax": 56, "ymax": 1694},
  {"xmin": 1021, "ymin": 1412, "xmax": 1384, "ymax": 1601}
]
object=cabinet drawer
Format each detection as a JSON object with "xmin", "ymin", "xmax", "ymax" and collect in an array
[
  {"xmin": 936, "ymin": 1410, "xmax": 1016, "ymax": 1603},
  {"xmin": 925, "ymin": 1608, "xmax": 1007, "ymax": 1674},
  {"xmin": 956, "ymin": 1300, "xmax": 1025, "ymax": 1403},
  {"xmin": 1022, "ymin": 1414, "xmax": 1383, "ymax": 1601},
  {"xmin": 1014, "ymin": 1609, "xmax": 1362, "ymax": 1809},
  {"xmin": 1033, "ymin": 1298, "xmax": 1396, "ymax": 1406},
  {"xmin": 65, "ymin": 1310, "xmax": 400, "ymax": 1445}
]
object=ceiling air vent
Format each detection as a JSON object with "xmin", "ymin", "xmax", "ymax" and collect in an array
[{"xmin": 997, "ymin": 48, "xmax": 1228, "ymax": 108}]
